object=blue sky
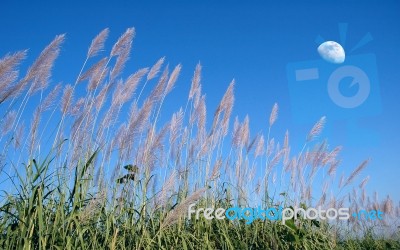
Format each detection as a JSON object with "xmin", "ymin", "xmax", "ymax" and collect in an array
[{"xmin": 1, "ymin": 1, "xmax": 399, "ymax": 201}]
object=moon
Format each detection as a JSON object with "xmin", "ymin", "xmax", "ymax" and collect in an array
[{"xmin": 317, "ymin": 41, "xmax": 345, "ymax": 64}]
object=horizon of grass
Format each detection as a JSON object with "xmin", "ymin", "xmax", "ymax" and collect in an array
[{"xmin": 0, "ymin": 27, "xmax": 399, "ymax": 249}]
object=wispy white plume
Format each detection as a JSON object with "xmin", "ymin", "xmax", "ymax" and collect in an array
[
  {"xmin": 87, "ymin": 28, "xmax": 109, "ymax": 58},
  {"xmin": 147, "ymin": 57, "xmax": 165, "ymax": 81}
]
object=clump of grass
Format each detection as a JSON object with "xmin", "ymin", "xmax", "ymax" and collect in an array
[{"xmin": 0, "ymin": 28, "xmax": 399, "ymax": 249}]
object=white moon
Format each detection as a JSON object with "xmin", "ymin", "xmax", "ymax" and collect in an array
[{"xmin": 317, "ymin": 41, "xmax": 345, "ymax": 64}]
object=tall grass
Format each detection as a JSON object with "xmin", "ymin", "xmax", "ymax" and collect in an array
[{"xmin": 0, "ymin": 28, "xmax": 399, "ymax": 249}]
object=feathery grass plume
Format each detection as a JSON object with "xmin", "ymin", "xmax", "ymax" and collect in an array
[
  {"xmin": 80, "ymin": 190, "xmax": 106, "ymax": 222},
  {"xmin": 255, "ymin": 134, "xmax": 265, "ymax": 157},
  {"xmin": 268, "ymin": 148, "xmax": 285, "ymax": 171},
  {"xmin": 112, "ymin": 123, "xmax": 126, "ymax": 150},
  {"xmin": 110, "ymin": 28, "xmax": 135, "ymax": 80},
  {"xmin": 189, "ymin": 101, "xmax": 197, "ymax": 126},
  {"xmin": 70, "ymin": 97, "xmax": 85, "ymax": 116},
  {"xmin": 110, "ymin": 28, "xmax": 135, "ymax": 57},
  {"xmin": 40, "ymin": 83, "xmax": 62, "ymax": 111},
  {"xmin": 29, "ymin": 108, "xmax": 41, "ymax": 154},
  {"xmin": 306, "ymin": 116, "xmax": 326, "ymax": 142},
  {"xmin": 71, "ymin": 114, "xmax": 85, "ymax": 143},
  {"xmin": 147, "ymin": 57, "xmax": 165, "ymax": 81},
  {"xmin": 1, "ymin": 110, "xmax": 17, "ymax": 135},
  {"xmin": 193, "ymin": 84, "xmax": 202, "ymax": 108},
  {"xmin": 232, "ymin": 116, "xmax": 249, "ymax": 148},
  {"xmin": 111, "ymin": 80, "xmax": 124, "ymax": 106},
  {"xmin": 269, "ymin": 103, "xmax": 278, "ymax": 127},
  {"xmin": 101, "ymin": 106, "xmax": 119, "ymax": 130},
  {"xmin": 198, "ymin": 95, "xmax": 207, "ymax": 130},
  {"xmin": 211, "ymin": 105, "xmax": 223, "ymax": 136},
  {"xmin": 361, "ymin": 188, "xmax": 366, "ymax": 205},
  {"xmin": 0, "ymin": 50, "xmax": 27, "ymax": 101},
  {"xmin": 94, "ymin": 82, "xmax": 109, "ymax": 110},
  {"xmin": 305, "ymin": 149, "xmax": 316, "ymax": 164},
  {"xmin": 128, "ymin": 99, "xmax": 153, "ymax": 133},
  {"xmin": 158, "ymin": 170, "xmax": 177, "ymax": 208},
  {"xmin": 178, "ymin": 125, "xmax": 189, "ymax": 154},
  {"xmin": 161, "ymin": 187, "xmax": 207, "ymax": 228},
  {"xmin": 311, "ymin": 140, "xmax": 327, "ymax": 171},
  {"xmin": 25, "ymin": 34, "xmax": 65, "ymax": 95},
  {"xmin": 317, "ymin": 193, "xmax": 327, "ymax": 207},
  {"xmin": 328, "ymin": 159, "xmax": 341, "ymax": 176},
  {"xmin": 149, "ymin": 66, "xmax": 169, "ymax": 103},
  {"xmin": 120, "ymin": 67, "xmax": 148, "ymax": 102},
  {"xmin": 87, "ymin": 28, "xmax": 109, "ymax": 58},
  {"xmin": 169, "ymin": 108, "xmax": 184, "ymax": 144},
  {"xmin": 136, "ymin": 128, "xmax": 156, "ymax": 170},
  {"xmin": 60, "ymin": 84, "xmax": 73, "ymax": 114},
  {"xmin": 209, "ymin": 158, "xmax": 223, "ymax": 180},
  {"xmin": 210, "ymin": 81, "xmax": 234, "ymax": 135},
  {"xmin": 232, "ymin": 116, "xmax": 240, "ymax": 147},
  {"xmin": 359, "ymin": 175, "xmax": 370, "ymax": 189},
  {"xmin": 283, "ymin": 130, "xmax": 289, "ymax": 150},
  {"xmin": 191, "ymin": 94, "xmax": 207, "ymax": 130},
  {"xmin": 79, "ymin": 57, "xmax": 108, "ymax": 88},
  {"xmin": 344, "ymin": 158, "xmax": 370, "ymax": 187},
  {"xmin": 111, "ymin": 51, "xmax": 130, "ymax": 81},
  {"xmin": 266, "ymin": 138, "xmax": 275, "ymax": 157},
  {"xmin": 284, "ymin": 154, "xmax": 294, "ymax": 172},
  {"xmin": 189, "ymin": 63, "xmax": 201, "ymax": 100},
  {"xmin": 322, "ymin": 146, "xmax": 342, "ymax": 165},
  {"xmin": 221, "ymin": 80, "xmax": 235, "ymax": 135},
  {"xmin": 151, "ymin": 123, "xmax": 170, "ymax": 156},
  {"xmin": 188, "ymin": 140, "xmax": 196, "ymax": 162},
  {"xmin": 283, "ymin": 132, "xmax": 290, "ymax": 166},
  {"xmin": 198, "ymin": 132, "xmax": 212, "ymax": 158},
  {"xmin": 125, "ymin": 102, "xmax": 138, "ymax": 142},
  {"xmin": 290, "ymin": 158, "xmax": 297, "ymax": 189},
  {"xmin": 0, "ymin": 50, "xmax": 26, "ymax": 82},
  {"xmin": 165, "ymin": 64, "xmax": 181, "ymax": 94},
  {"xmin": 383, "ymin": 195, "xmax": 394, "ymax": 215},
  {"xmin": 297, "ymin": 151, "xmax": 306, "ymax": 172},
  {"xmin": 241, "ymin": 116, "xmax": 250, "ymax": 147},
  {"xmin": 396, "ymin": 204, "xmax": 400, "ymax": 218},
  {"xmin": 352, "ymin": 190, "xmax": 360, "ymax": 206}
]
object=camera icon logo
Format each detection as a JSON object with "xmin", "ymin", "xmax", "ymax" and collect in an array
[
  {"xmin": 287, "ymin": 53, "xmax": 381, "ymax": 123},
  {"xmin": 327, "ymin": 65, "xmax": 370, "ymax": 109},
  {"xmin": 286, "ymin": 24, "xmax": 382, "ymax": 146}
]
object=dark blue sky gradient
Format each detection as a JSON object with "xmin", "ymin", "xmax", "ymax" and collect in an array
[{"xmin": 1, "ymin": 0, "xmax": 399, "ymax": 200}]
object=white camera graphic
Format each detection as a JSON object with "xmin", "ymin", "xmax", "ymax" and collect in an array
[{"xmin": 286, "ymin": 53, "xmax": 381, "ymax": 124}]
